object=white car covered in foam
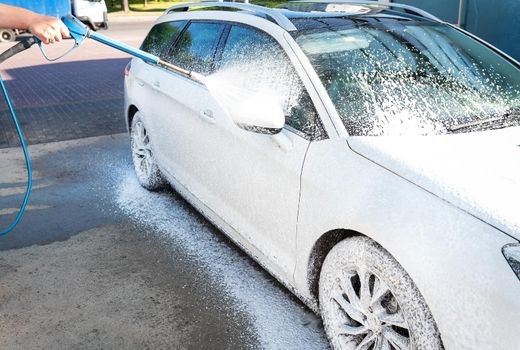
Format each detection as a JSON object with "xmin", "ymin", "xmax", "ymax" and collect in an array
[{"xmin": 124, "ymin": 1, "xmax": 520, "ymax": 349}]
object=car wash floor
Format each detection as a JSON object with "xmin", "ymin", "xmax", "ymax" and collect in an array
[{"xmin": 0, "ymin": 20, "xmax": 328, "ymax": 350}]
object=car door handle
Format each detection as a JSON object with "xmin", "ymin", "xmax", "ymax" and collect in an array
[
  {"xmin": 152, "ymin": 81, "xmax": 160, "ymax": 89},
  {"xmin": 271, "ymin": 131, "xmax": 293, "ymax": 152},
  {"xmin": 199, "ymin": 109, "xmax": 216, "ymax": 124},
  {"xmin": 137, "ymin": 81, "xmax": 144, "ymax": 87}
]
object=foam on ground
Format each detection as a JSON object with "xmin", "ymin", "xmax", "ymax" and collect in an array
[{"xmin": 116, "ymin": 170, "xmax": 329, "ymax": 350}]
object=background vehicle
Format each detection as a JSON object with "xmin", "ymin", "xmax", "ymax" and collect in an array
[
  {"xmin": 0, "ymin": 0, "xmax": 107, "ymax": 41},
  {"xmin": 71, "ymin": 0, "xmax": 108, "ymax": 30},
  {"xmin": 124, "ymin": 1, "xmax": 520, "ymax": 349}
]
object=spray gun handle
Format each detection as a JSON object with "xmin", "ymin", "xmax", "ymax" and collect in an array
[
  {"xmin": 33, "ymin": 15, "xmax": 89, "ymax": 62},
  {"xmin": 61, "ymin": 15, "xmax": 89, "ymax": 46}
]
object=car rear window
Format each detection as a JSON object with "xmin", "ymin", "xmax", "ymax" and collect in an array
[
  {"xmin": 168, "ymin": 22, "xmax": 224, "ymax": 75},
  {"xmin": 141, "ymin": 20, "xmax": 187, "ymax": 59}
]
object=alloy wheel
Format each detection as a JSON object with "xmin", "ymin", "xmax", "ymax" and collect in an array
[
  {"xmin": 329, "ymin": 268, "xmax": 412, "ymax": 350},
  {"xmin": 131, "ymin": 120, "xmax": 154, "ymax": 179}
]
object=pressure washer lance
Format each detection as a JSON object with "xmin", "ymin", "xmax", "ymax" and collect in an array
[
  {"xmin": 61, "ymin": 15, "xmax": 204, "ymax": 81},
  {"xmin": 0, "ymin": 15, "xmax": 203, "ymax": 237}
]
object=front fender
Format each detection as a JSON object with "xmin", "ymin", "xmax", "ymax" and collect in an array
[{"xmin": 295, "ymin": 138, "xmax": 520, "ymax": 349}]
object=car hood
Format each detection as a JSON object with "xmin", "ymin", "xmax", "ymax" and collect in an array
[{"xmin": 348, "ymin": 127, "xmax": 520, "ymax": 240}]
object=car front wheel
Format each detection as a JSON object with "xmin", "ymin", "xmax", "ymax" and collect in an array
[
  {"xmin": 319, "ymin": 236, "xmax": 443, "ymax": 350},
  {"xmin": 130, "ymin": 112, "xmax": 166, "ymax": 191}
]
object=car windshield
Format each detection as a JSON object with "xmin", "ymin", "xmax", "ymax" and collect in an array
[{"xmin": 292, "ymin": 17, "xmax": 520, "ymax": 136}]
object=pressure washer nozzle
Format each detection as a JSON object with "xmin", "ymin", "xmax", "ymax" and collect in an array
[
  {"xmin": 158, "ymin": 60, "xmax": 205, "ymax": 83},
  {"xmin": 190, "ymin": 71, "xmax": 205, "ymax": 83}
]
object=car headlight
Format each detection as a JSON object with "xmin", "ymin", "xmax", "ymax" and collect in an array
[{"xmin": 502, "ymin": 243, "xmax": 520, "ymax": 281}]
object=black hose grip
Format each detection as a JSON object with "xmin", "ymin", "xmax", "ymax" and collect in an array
[{"xmin": 0, "ymin": 37, "xmax": 37, "ymax": 65}]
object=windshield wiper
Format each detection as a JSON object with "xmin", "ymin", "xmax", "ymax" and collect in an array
[{"xmin": 447, "ymin": 112, "xmax": 520, "ymax": 132}]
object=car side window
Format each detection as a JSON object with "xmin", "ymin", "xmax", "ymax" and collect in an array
[
  {"xmin": 217, "ymin": 24, "xmax": 326, "ymax": 140},
  {"xmin": 167, "ymin": 22, "xmax": 224, "ymax": 75},
  {"xmin": 141, "ymin": 20, "xmax": 187, "ymax": 60}
]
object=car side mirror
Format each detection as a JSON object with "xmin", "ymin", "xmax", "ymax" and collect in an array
[{"xmin": 228, "ymin": 95, "xmax": 285, "ymax": 135}]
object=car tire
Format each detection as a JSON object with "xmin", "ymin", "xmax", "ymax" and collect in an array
[
  {"xmin": 319, "ymin": 236, "xmax": 443, "ymax": 350},
  {"xmin": 0, "ymin": 29, "xmax": 15, "ymax": 42},
  {"xmin": 130, "ymin": 112, "xmax": 166, "ymax": 191}
]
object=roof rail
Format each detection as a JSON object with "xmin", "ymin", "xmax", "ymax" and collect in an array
[
  {"xmin": 288, "ymin": 0, "xmax": 442, "ymax": 22},
  {"xmin": 216, "ymin": 0, "xmax": 249, "ymax": 3},
  {"xmin": 165, "ymin": 1, "xmax": 441, "ymax": 32},
  {"xmin": 165, "ymin": 1, "xmax": 297, "ymax": 31}
]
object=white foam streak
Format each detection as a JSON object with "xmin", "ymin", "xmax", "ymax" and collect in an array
[{"xmin": 202, "ymin": 64, "xmax": 303, "ymax": 119}]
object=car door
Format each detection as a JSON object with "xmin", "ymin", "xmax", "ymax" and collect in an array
[
  {"xmin": 145, "ymin": 21, "xmax": 227, "ymax": 190},
  {"xmin": 133, "ymin": 20, "xmax": 187, "ymax": 146},
  {"xmin": 174, "ymin": 23, "xmax": 326, "ymax": 279}
]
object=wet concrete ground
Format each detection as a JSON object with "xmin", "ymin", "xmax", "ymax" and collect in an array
[{"xmin": 0, "ymin": 134, "xmax": 328, "ymax": 349}]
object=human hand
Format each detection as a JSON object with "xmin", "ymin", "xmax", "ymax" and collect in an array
[{"xmin": 28, "ymin": 15, "xmax": 70, "ymax": 44}]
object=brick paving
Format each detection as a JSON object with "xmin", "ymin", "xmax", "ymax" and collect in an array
[
  {"xmin": 0, "ymin": 57, "xmax": 130, "ymax": 148},
  {"xmin": 0, "ymin": 56, "xmax": 131, "ymax": 147}
]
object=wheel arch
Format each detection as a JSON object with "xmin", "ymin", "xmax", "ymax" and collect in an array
[
  {"xmin": 307, "ymin": 228, "xmax": 363, "ymax": 302},
  {"xmin": 127, "ymin": 104, "xmax": 139, "ymax": 132}
]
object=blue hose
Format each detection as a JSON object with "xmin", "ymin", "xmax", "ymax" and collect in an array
[{"xmin": 0, "ymin": 72, "xmax": 32, "ymax": 237}]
